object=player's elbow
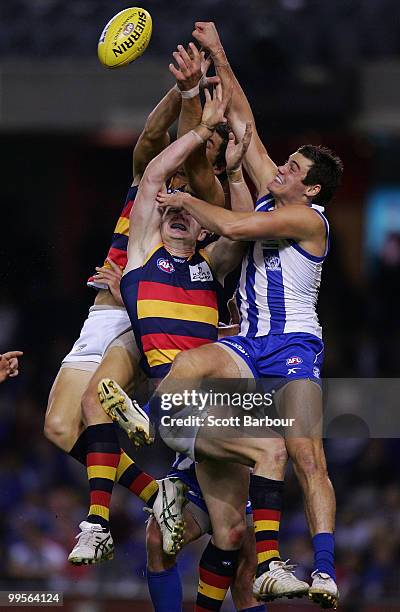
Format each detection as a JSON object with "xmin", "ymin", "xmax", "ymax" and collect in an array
[{"xmin": 143, "ymin": 156, "xmax": 166, "ymax": 185}]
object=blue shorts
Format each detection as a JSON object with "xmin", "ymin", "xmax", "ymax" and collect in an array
[{"xmin": 218, "ymin": 332, "xmax": 324, "ymax": 381}]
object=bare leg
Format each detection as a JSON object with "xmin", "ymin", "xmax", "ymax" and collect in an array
[
  {"xmin": 44, "ymin": 366, "xmax": 90, "ymax": 451},
  {"xmin": 277, "ymin": 380, "xmax": 335, "ymax": 535}
]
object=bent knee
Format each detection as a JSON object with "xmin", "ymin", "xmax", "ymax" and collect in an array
[
  {"xmin": 44, "ymin": 413, "xmax": 78, "ymax": 450},
  {"xmin": 292, "ymin": 442, "xmax": 327, "ymax": 477},
  {"xmin": 219, "ymin": 519, "xmax": 246, "ymax": 550}
]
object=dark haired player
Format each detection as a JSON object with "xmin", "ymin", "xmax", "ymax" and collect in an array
[{"xmin": 111, "ymin": 24, "xmax": 343, "ymax": 610}]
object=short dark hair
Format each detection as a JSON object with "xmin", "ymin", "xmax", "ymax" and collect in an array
[{"xmin": 298, "ymin": 144, "xmax": 343, "ymax": 204}]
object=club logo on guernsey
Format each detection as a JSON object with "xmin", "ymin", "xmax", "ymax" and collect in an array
[
  {"xmin": 157, "ymin": 258, "xmax": 175, "ymax": 274},
  {"xmin": 189, "ymin": 261, "xmax": 213, "ymax": 282},
  {"xmin": 265, "ymin": 255, "xmax": 281, "ymax": 271},
  {"xmin": 286, "ymin": 356, "xmax": 303, "ymax": 366}
]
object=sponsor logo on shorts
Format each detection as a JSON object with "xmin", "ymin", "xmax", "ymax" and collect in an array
[
  {"xmin": 189, "ymin": 261, "xmax": 213, "ymax": 282},
  {"xmin": 157, "ymin": 258, "xmax": 175, "ymax": 274},
  {"xmin": 265, "ymin": 254, "xmax": 281, "ymax": 271},
  {"xmin": 222, "ymin": 340, "xmax": 249, "ymax": 357},
  {"xmin": 287, "ymin": 367, "xmax": 300, "ymax": 375},
  {"xmin": 73, "ymin": 344, "xmax": 87, "ymax": 352},
  {"xmin": 313, "ymin": 366, "xmax": 320, "ymax": 378},
  {"xmin": 286, "ymin": 356, "xmax": 303, "ymax": 366},
  {"xmin": 123, "ymin": 22, "xmax": 135, "ymax": 36}
]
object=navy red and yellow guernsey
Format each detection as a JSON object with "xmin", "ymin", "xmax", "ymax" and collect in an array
[
  {"xmin": 120, "ymin": 243, "xmax": 220, "ymax": 378},
  {"xmin": 87, "ymin": 185, "xmax": 138, "ymax": 289},
  {"xmin": 87, "ymin": 178, "xmax": 184, "ymax": 289}
]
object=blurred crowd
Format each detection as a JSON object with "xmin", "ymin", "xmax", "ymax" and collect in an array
[
  {"xmin": 1, "ymin": 0, "xmax": 400, "ymax": 607},
  {"xmin": 2, "ymin": 375, "xmax": 400, "ymax": 606},
  {"xmin": 1, "ymin": 0, "xmax": 399, "ymax": 67},
  {"xmin": 1, "ymin": 132, "xmax": 400, "ymax": 606}
]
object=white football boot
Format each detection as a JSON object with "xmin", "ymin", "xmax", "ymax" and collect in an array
[
  {"xmin": 253, "ymin": 559, "xmax": 310, "ymax": 601},
  {"xmin": 309, "ymin": 571, "xmax": 339, "ymax": 609},
  {"xmin": 152, "ymin": 477, "xmax": 187, "ymax": 555},
  {"xmin": 68, "ymin": 521, "xmax": 114, "ymax": 565},
  {"xmin": 98, "ymin": 378, "xmax": 154, "ymax": 447}
]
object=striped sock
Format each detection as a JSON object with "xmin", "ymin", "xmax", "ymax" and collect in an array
[
  {"xmin": 69, "ymin": 431, "xmax": 158, "ymax": 507},
  {"xmin": 86, "ymin": 423, "xmax": 120, "ymax": 528},
  {"xmin": 250, "ymin": 474, "xmax": 283, "ymax": 577},
  {"xmin": 116, "ymin": 450, "xmax": 158, "ymax": 507},
  {"xmin": 196, "ymin": 540, "xmax": 239, "ymax": 611}
]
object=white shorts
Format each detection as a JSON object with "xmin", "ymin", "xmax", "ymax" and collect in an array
[{"xmin": 61, "ymin": 305, "xmax": 135, "ymax": 370}]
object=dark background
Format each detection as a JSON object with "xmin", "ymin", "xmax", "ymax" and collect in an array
[{"xmin": 1, "ymin": 1, "xmax": 400, "ymax": 609}]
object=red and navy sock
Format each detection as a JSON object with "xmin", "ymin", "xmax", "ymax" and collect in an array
[
  {"xmin": 116, "ymin": 451, "xmax": 158, "ymax": 507},
  {"xmin": 69, "ymin": 430, "xmax": 158, "ymax": 507},
  {"xmin": 86, "ymin": 423, "xmax": 120, "ymax": 529},
  {"xmin": 196, "ymin": 540, "xmax": 239, "ymax": 611},
  {"xmin": 312, "ymin": 532, "xmax": 336, "ymax": 580},
  {"xmin": 69, "ymin": 430, "xmax": 88, "ymax": 465},
  {"xmin": 250, "ymin": 474, "xmax": 283, "ymax": 577}
]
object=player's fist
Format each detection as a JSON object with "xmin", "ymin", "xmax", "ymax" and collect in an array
[{"xmin": 192, "ymin": 22, "xmax": 222, "ymax": 55}]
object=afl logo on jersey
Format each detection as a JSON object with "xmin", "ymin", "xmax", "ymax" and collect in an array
[
  {"xmin": 157, "ymin": 258, "xmax": 175, "ymax": 274},
  {"xmin": 265, "ymin": 255, "xmax": 281, "ymax": 271},
  {"xmin": 286, "ymin": 356, "xmax": 303, "ymax": 366}
]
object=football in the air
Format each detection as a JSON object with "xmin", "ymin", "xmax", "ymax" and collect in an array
[{"xmin": 98, "ymin": 7, "xmax": 152, "ymax": 68}]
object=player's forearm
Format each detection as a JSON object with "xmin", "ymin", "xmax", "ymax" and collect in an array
[
  {"xmin": 228, "ymin": 167, "xmax": 254, "ymax": 212},
  {"xmin": 133, "ymin": 87, "xmax": 182, "ymax": 179},
  {"xmin": 143, "ymin": 87, "xmax": 181, "ymax": 139},
  {"xmin": 177, "ymin": 96, "xmax": 202, "ymax": 139},
  {"xmin": 211, "ymin": 46, "xmax": 255, "ymax": 127},
  {"xmin": 182, "ymin": 195, "xmax": 251, "ymax": 237},
  {"xmin": 145, "ymin": 126, "xmax": 212, "ymax": 184},
  {"xmin": 177, "ymin": 97, "xmax": 222, "ymax": 206}
]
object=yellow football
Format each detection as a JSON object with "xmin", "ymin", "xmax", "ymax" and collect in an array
[{"xmin": 98, "ymin": 7, "xmax": 152, "ymax": 68}]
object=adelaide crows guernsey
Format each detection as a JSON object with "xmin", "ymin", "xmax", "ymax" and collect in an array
[
  {"xmin": 120, "ymin": 243, "xmax": 219, "ymax": 377},
  {"xmin": 87, "ymin": 177, "xmax": 183, "ymax": 290},
  {"xmin": 87, "ymin": 185, "xmax": 138, "ymax": 290}
]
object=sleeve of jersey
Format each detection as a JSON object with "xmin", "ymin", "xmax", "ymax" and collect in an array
[{"xmin": 87, "ymin": 185, "xmax": 139, "ymax": 290}]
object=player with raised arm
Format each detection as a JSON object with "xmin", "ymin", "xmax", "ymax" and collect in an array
[
  {"xmin": 106, "ymin": 32, "xmax": 343, "ymax": 608},
  {"xmin": 155, "ymin": 138, "xmax": 342, "ymax": 610},
  {"xmin": 188, "ymin": 22, "xmax": 342, "ymax": 609},
  {"xmin": 99, "ymin": 82, "xmax": 270, "ymax": 612},
  {"xmin": 144, "ymin": 119, "xmax": 268, "ymax": 612}
]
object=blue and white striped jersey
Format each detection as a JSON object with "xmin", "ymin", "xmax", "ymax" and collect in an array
[{"xmin": 237, "ymin": 193, "xmax": 329, "ymax": 339}]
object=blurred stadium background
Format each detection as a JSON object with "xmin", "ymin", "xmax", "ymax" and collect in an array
[{"xmin": 1, "ymin": 0, "xmax": 400, "ymax": 610}]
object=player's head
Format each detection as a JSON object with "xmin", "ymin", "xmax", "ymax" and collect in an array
[
  {"xmin": 268, "ymin": 145, "xmax": 343, "ymax": 205},
  {"xmin": 206, "ymin": 123, "xmax": 229, "ymax": 176},
  {"xmin": 160, "ymin": 206, "xmax": 207, "ymax": 247}
]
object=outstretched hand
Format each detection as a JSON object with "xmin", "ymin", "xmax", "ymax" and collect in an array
[
  {"xmin": 170, "ymin": 42, "xmax": 219, "ymax": 92},
  {"xmin": 192, "ymin": 22, "xmax": 222, "ymax": 54},
  {"xmin": 201, "ymin": 82, "xmax": 228, "ymax": 129},
  {"xmin": 225, "ymin": 123, "xmax": 252, "ymax": 173}
]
